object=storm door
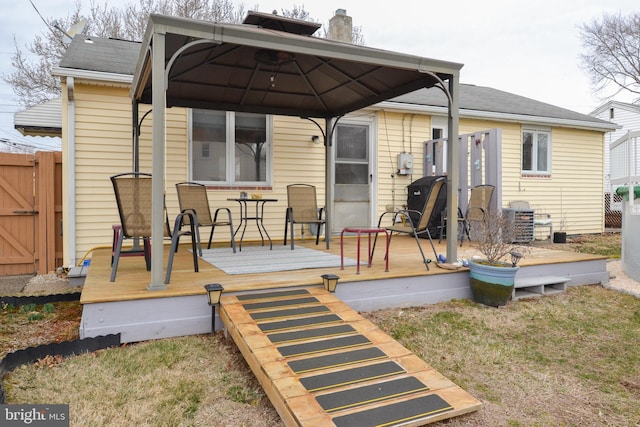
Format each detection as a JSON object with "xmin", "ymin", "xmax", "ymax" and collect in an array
[{"xmin": 333, "ymin": 118, "xmax": 374, "ymax": 231}]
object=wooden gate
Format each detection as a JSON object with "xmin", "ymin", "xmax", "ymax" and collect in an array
[{"xmin": 0, "ymin": 151, "xmax": 62, "ymax": 276}]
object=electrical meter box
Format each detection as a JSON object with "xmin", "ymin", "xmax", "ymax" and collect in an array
[{"xmin": 397, "ymin": 153, "xmax": 414, "ymax": 175}]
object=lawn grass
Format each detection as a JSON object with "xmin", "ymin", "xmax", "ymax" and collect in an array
[
  {"xmin": 4, "ymin": 334, "xmax": 282, "ymax": 426},
  {"xmin": 4, "ymin": 286, "xmax": 640, "ymax": 426},
  {"xmin": 364, "ymin": 286, "xmax": 640, "ymax": 425},
  {"xmin": 561, "ymin": 232, "xmax": 622, "ymax": 258}
]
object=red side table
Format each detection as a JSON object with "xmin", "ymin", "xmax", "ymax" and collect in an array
[{"xmin": 340, "ymin": 227, "xmax": 389, "ymax": 274}]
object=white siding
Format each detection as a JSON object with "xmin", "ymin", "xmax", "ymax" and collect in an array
[{"xmin": 592, "ymin": 102, "xmax": 640, "ymax": 193}]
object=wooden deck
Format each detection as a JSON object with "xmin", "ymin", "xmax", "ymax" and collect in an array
[
  {"xmin": 220, "ymin": 286, "xmax": 481, "ymax": 426},
  {"xmin": 81, "ymin": 235, "xmax": 465, "ymax": 304},
  {"xmin": 79, "ymin": 235, "xmax": 609, "ymax": 343},
  {"xmin": 80, "ymin": 235, "xmax": 605, "ymax": 302},
  {"xmin": 77, "ymin": 236, "xmax": 608, "ymax": 426}
]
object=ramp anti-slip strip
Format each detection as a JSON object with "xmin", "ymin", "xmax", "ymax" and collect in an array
[
  {"xmin": 300, "ymin": 361, "xmax": 407, "ymax": 393},
  {"xmin": 316, "ymin": 376, "xmax": 429, "ymax": 413},
  {"xmin": 250, "ymin": 305, "xmax": 329, "ymax": 321},
  {"xmin": 258, "ymin": 314, "xmax": 342, "ymax": 333},
  {"xmin": 267, "ymin": 324, "xmax": 356, "ymax": 344},
  {"xmin": 236, "ymin": 289, "xmax": 310, "ymax": 301},
  {"xmin": 288, "ymin": 347, "xmax": 387, "ymax": 374},
  {"xmin": 277, "ymin": 335, "xmax": 371, "ymax": 358},
  {"xmin": 242, "ymin": 296, "xmax": 319, "ymax": 311},
  {"xmin": 331, "ymin": 393, "xmax": 454, "ymax": 427}
]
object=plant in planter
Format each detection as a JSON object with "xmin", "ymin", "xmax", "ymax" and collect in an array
[
  {"xmin": 467, "ymin": 208, "xmax": 528, "ymax": 307},
  {"xmin": 554, "ymin": 189, "xmax": 568, "ymax": 243},
  {"xmin": 553, "ymin": 215, "xmax": 568, "ymax": 243}
]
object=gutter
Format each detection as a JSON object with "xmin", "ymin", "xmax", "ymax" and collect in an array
[
  {"xmin": 52, "ymin": 67, "xmax": 133, "ymax": 85},
  {"xmin": 375, "ymin": 101, "xmax": 620, "ymax": 132}
]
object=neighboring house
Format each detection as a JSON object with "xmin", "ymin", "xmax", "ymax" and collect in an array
[
  {"xmin": 14, "ymin": 98, "xmax": 63, "ymax": 138},
  {"xmin": 47, "ymin": 16, "xmax": 616, "ymax": 267},
  {"xmin": 590, "ymin": 101, "xmax": 640, "ymax": 228}
]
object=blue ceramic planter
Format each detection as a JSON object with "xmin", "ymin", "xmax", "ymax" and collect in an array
[{"xmin": 468, "ymin": 260, "xmax": 519, "ymax": 307}]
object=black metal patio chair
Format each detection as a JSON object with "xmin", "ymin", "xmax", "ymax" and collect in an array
[{"xmin": 374, "ymin": 176, "xmax": 445, "ymax": 270}]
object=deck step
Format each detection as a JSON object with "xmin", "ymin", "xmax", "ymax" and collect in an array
[
  {"xmin": 220, "ymin": 287, "xmax": 481, "ymax": 426},
  {"xmin": 513, "ymin": 275, "xmax": 571, "ymax": 300}
]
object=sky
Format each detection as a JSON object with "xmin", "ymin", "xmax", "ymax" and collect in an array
[{"xmin": 1, "ymin": 0, "xmax": 639, "ymax": 148}]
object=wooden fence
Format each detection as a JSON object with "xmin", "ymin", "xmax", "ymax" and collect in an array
[{"xmin": 0, "ymin": 151, "xmax": 63, "ymax": 276}]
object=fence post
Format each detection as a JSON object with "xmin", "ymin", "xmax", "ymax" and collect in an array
[{"xmin": 35, "ymin": 152, "xmax": 56, "ymax": 274}]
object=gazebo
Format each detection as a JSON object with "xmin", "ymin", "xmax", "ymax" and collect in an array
[{"xmin": 130, "ymin": 12, "xmax": 463, "ymax": 289}]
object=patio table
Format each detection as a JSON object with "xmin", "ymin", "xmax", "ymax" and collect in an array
[{"xmin": 228, "ymin": 198, "xmax": 278, "ymax": 250}]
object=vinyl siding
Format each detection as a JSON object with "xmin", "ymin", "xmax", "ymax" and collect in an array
[
  {"xmin": 64, "ymin": 82, "xmax": 607, "ymax": 262},
  {"xmin": 69, "ymin": 83, "xmax": 188, "ymax": 261},
  {"xmin": 501, "ymin": 125, "xmax": 604, "ymax": 235},
  {"xmin": 375, "ymin": 111, "xmax": 430, "ymax": 216}
]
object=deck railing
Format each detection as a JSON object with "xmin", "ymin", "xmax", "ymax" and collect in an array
[
  {"xmin": 611, "ymin": 130, "xmax": 640, "ymax": 216},
  {"xmin": 611, "ymin": 130, "xmax": 640, "ymax": 187}
]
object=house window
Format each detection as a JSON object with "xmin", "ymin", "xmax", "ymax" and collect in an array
[
  {"xmin": 522, "ymin": 129, "xmax": 551, "ymax": 175},
  {"xmin": 191, "ymin": 109, "xmax": 271, "ymax": 185}
]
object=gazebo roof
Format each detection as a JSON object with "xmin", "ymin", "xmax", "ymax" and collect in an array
[{"xmin": 131, "ymin": 13, "xmax": 462, "ymax": 119}]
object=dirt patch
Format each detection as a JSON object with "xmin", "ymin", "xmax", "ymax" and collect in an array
[
  {"xmin": 1, "ymin": 273, "xmax": 82, "ymax": 358},
  {"xmin": 0, "ymin": 300, "xmax": 82, "ymax": 358}
]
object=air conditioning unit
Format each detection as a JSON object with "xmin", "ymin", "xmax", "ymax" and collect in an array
[{"xmin": 503, "ymin": 208, "xmax": 534, "ymax": 243}]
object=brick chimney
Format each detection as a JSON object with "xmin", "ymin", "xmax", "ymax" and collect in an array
[{"xmin": 328, "ymin": 9, "xmax": 352, "ymax": 43}]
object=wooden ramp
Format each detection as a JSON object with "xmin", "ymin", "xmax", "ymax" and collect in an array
[{"xmin": 220, "ymin": 287, "xmax": 481, "ymax": 426}]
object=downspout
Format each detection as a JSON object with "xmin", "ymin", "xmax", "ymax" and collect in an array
[{"xmin": 66, "ymin": 77, "xmax": 77, "ymax": 267}]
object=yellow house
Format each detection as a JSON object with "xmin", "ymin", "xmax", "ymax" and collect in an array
[{"xmin": 52, "ymin": 14, "xmax": 616, "ymax": 273}]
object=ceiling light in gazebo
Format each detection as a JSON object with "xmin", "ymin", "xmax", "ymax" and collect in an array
[{"xmin": 254, "ymin": 49, "xmax": 295, "ymax": 66}]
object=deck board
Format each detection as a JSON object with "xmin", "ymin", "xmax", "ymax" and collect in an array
[
  {"xmin": 80, "ymin": 236, "xmax": 604, "ymax": 304},
  {"xmin": 220, "ymin": 286, "xmax": 482, "ymax": 426}
]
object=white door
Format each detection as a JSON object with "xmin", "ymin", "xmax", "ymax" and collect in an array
[{"xmin": 333, "ymin": 117, "xmax": 375, "ymax": 231}]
